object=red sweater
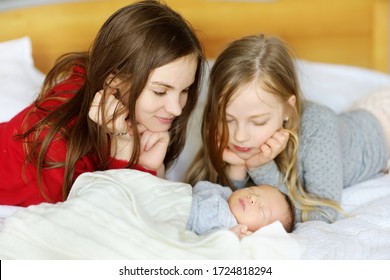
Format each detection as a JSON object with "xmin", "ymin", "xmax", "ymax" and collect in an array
[{"xmin": 0, "ymin": 66, "xmax": 156, "ymax": 207}]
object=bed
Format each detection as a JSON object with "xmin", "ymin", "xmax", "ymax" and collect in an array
[{"xmin": 1, "ymin": 0, "xmax": 390, "ymax": 260}]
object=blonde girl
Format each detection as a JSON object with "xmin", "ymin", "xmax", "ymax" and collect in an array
[
  {"xmin": 185, "ymin": 34, "xmax": 389, "ymax": 223},
  {"xmin": 0, "ymin": 0, "xmax": 204, "ymax": 206}
]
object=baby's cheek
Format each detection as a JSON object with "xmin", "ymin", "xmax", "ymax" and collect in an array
[{"xmin": 230, "ymin": 203, "xmax": 242, "ymax": 222}]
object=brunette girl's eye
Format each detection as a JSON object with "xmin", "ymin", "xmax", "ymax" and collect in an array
[
  {"xmin": 153, "ymin": 91, "xmax": 166, "ymax": 96},
  {"xmin": 181, "ymin": 88, "xmax": 190, "ymax": 94}
]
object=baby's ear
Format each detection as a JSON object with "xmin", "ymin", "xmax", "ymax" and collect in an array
[{"xmin": 105, "ymin": 73, "xmax": 123, "ymax": 89}]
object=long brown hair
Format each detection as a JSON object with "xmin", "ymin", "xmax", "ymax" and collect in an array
[
  {"xmin": 185, "ymin": 34, "xmax": 343, "ymax": 222},
  {"xmin": 19, "ymin": 0, "xmax": 204, "ymax": 200}
]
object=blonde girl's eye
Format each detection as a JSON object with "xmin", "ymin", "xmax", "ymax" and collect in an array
[
  {"xmin": 225, "ymin": 114, "xmax": 235, "ymax": 123},
  {"xmin": 226, "ymin": 119, "xmax": 233, "ymax": 123},
  {"xmin": 253, "ymin": 121, "xmax": 267, "ymax": 126}
]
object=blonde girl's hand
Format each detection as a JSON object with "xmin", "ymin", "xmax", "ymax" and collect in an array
[
  {"xmin": 246, "ymin": 129, "xmax": 290, "ymax": 170},
  {"xmin": 138, "ymin": 126, "xmax": 170, "ymax": 171},
  {"xmin": 223, "ymin": 147, "xmax": 247, "ymax": 181}
]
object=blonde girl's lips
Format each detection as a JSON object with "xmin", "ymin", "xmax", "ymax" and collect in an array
[{"xmin": 233, "ymin": 145, "xmax": 251, "ymax": 153}]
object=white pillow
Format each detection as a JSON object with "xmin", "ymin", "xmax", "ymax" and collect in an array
[
  {"xmin": 0, "ymin": 37, "xmax": 45, "ymax": 122},
  {"xmin": 297, "ymin": 60, "xmax": 390, "ymax": 113}
]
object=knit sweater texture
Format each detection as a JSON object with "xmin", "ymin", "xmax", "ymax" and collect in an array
[{"xmin": 186, "ymin": 181, "xmax": 237, "ymax": 234}]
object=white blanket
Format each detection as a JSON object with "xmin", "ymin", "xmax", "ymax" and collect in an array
[
  {"xmin": 294, "ymin": 174, "xmax": 390, "ymax": 259},
  {"xmin": 0, "ymin": 169, "xmax": 305, "ymax": 259}
]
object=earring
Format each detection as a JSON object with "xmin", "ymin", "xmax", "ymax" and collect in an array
[{"xmin": 283, "ymin": 117, "xmax": 289, "ymax": 127}]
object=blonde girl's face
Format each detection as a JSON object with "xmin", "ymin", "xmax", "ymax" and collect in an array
[
  {"xmin": 225, "ymin": 81, "xmax": 293, "ymax": 160},
  {"xmin": 228, "ymin": 185, "xmax": 289, "ymax": 232},
  {"xmin": 116, "ymin": 54, "xmax": 198, "ymax": 133}
]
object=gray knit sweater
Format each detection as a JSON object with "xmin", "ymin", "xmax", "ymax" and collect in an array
[{"xmin": 233, "ymin": 101, "xmax": 388, "ymax": 223}]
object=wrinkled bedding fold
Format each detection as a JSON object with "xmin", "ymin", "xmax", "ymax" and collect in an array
[{"xmin": 0, "ymin": 169, "xmax": 304, "ymax": 259}]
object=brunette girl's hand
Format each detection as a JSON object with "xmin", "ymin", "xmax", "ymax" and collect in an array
[
  {"xmin": 246, "ymin": 129, "xmax": 289, "ymax": 170},
  {"xmin": 89, "ymin": 89, "xmax": 134, "ymax": 161},
  {"xmin": 88, "ymin": 89, "xmax": 130, "ymax": 135},
  {"xmin": 223, "ymin": 147, "xmax": 247, "ymax": 181},
  {"xmin": 138, "ymin": 126, "xmax": 170, "ymax": 171}
]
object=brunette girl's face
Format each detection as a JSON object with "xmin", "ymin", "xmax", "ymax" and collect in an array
[
  {"xmin": 224, "ymin": 80, "xmax": 295, "ymax": 160},
  {"xmin": 116, "ymin": 53, "xmax": 198, "ymax": 133}
]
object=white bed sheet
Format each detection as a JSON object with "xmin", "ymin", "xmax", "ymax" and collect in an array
[
  {"xmin": 295, "ymin": 173, "xmax": 390, "ymax": 259},
  {"xmin": 0, "ymin": 170, "xmax": 305, "ymax": 260},
  {"xmin": 0, "ymin": 172, "xmax": 389, "ymax": 259}
]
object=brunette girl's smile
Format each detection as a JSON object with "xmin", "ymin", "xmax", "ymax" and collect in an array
[{"xmin": 156, "ymin": 116, "xmax": 174, "ymax": 125}]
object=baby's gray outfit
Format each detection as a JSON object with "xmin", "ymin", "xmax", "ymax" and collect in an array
[{"xmin": 186, "ymin": 181, "xmax": 237, "ymax": 235}]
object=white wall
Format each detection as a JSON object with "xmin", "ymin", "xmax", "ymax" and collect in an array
[{"xmin": 0, "ymin": 0, "xmax": 77, "ymax": 10}]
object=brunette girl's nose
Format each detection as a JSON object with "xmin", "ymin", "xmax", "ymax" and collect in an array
[{"xmin": 165, "ymin": 96, "xmax": 182, "ymax": 117}]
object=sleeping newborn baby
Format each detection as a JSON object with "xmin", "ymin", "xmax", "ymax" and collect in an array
[{"xmin": 186, "ymin": 181, "xmax": 294, "ymax": 239}]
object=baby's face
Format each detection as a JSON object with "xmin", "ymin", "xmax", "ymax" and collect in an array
[{"xmin": 228, "ymin": 185, "xmax": 288, "ymax": 232}]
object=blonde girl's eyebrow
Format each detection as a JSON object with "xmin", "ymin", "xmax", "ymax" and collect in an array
[
  {"xmin": 225, "ymin": 113, "xmax": 235, "ymax": 118},
  {"xmin": 225, "ymin": 112, "xmax": 271, "ymax": 119},
  {"xmin": 249, "ymin": 113, "xmax": 271, "ymax": 120}
]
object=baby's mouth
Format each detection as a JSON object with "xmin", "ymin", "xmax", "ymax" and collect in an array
[{"xmin": 239, "ymin": 198, "xmax": 245, "ymax": 211}]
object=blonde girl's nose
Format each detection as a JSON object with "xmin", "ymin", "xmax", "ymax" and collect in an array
[{"xmin": 234, "ymin": 124, "xmax": 250, "ymax": 142}]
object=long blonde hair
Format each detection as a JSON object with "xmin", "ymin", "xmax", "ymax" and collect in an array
[{"xmin": 185, "ymin": 34, "xmax": 343, "ymax": 222}]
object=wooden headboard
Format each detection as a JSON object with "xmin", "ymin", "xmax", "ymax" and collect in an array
[{"xmin": 1, "ymin": 0, "xmax": 388, "ymax": 73}]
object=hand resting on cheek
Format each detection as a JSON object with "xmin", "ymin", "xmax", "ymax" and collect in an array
[
  {"xmin": 88, "ymin": 88, "xmax": 170, "ymax": 172},
  {"xmin": 224, "ymin": 128, "xmax": 290, "ymax": 180}
]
